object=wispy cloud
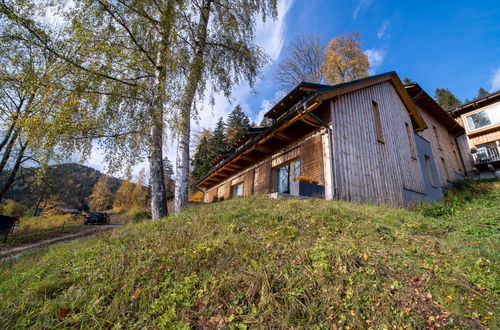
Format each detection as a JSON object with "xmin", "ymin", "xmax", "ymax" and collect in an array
[
  {"xmin": 254, "ymin": 90, "xmax": 287, "ymax": 125},
  {"xmin": 377, "ymin": 20, "xmax": 390, "ymax": 38},
  {"xmin": 364, "ymin": 48, "xmax": 386, "ymax": 75},
  {"xmin": 353, "ymin": 0, "xmax": 374, "ymax": 19},
  {"xmin": 490, "ymin": 68, "xmax": 500, "ymax": 91}
]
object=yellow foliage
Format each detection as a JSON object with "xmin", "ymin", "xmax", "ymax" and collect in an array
[
  {"xmin": 321, "ymin": 32, "xmax": 369, "ymax": 85},
  {"xmin": 18, "ymin": 214, "xmax": 77, "ymax": 231},
  {"xmin": 0, "ymin": 199, "xmax": 26, "ymax": 218},
  {"xmin": 189, "ymin": 191, "xmax": 204, "ymax": 202}
]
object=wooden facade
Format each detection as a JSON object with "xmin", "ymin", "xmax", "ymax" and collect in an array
[
  {"xmin": 449, "ymin": 91, "xmax": 500, "ymax": 177},
  {"xmin": 198, "ymin": 72, "xmax": 469, "ymax": 206}
]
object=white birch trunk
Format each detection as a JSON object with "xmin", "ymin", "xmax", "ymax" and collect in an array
[{"xmin": 173, "ymin": 0, "xmax": 212, "ymax": 213}]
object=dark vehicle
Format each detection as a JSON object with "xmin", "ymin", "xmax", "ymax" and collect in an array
[
  {"xmin": 84, "ymin": 212, "xmax": 110, "ymax": 225},
  {"xmin": 0, "ymin": 215, "xmax": 19, "ymax": 242}
]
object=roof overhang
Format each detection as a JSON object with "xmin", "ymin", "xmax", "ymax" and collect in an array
[
  {"xmin": 197, "ymin": 72, "xmax": 428, "ymax": 189},
  {"xmin": 405, "ymin": 83, "xmax": 464, "ymax": 135},
  {"xmin": 448, "ymin": 90, "xmax": 500, "ymax": 117}
]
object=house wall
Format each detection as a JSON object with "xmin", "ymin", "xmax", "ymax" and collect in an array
[
  {"xmin": 414, "ymin": 105, "xmax": 466, "ymax": 187},
  {"xmin": 330, "ymin": 81, "xmax": 426, "ymax": 206},
  {"xmin": 203, "ymin": 132, "xmax": 325, "ymax": 203}
]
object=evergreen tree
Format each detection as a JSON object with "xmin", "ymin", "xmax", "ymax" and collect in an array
[
  {"xmin": 191, "ymin": 132, "xmax": 212, "ymax": 189},
  {"xmin": 475, "ymin": 88, "xmax": 489, "ymax": 100},
  {"xmin": 225, "ymin": 105, "xmax": 251, "ymax": 144},
  {"xmin": 163, "ymin": 158, "xmax": 175, "ymax": 198},
  {"xmin": 208, "ymin": 118, "xmax": 230, "ymax": 161},
  {"xmin": 434, "ymin": 88, "xmax": 462, "ymax": 110}
]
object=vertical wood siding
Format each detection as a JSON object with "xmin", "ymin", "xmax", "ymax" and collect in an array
[
  {"xmin": 331, "ymin": 81, "xmax": 425, "ymax": 206},
  {"xmin": 415, "ymin": 104, "xmax": 466, "ymax": 185},
  {"xmin": 469, "ymin": 130, "xmax": 500, "ymax": 146},
  {"xmin": 243, "ymin": 169, "xmax": 254, "ymax": 196}
]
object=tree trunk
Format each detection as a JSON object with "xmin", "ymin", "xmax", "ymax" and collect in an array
[
  {"xmin": 174, "ymin": 0, "xmax": 212, "ymax": 213},
  {"xmin": 148, "ymin": 31, "xmax": 169, "ymax": 220},
  {"xmin": 0, "ymin": 128, "xmax": 19, "ymax": 175},
  {"xmin": 0, "ymin": 142, "xmax": 27, "ymax": 203},
  {"xmin": 0, "ymin": 118, "xmax": 17, "ymax": 153}
]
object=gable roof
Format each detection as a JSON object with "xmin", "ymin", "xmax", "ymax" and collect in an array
[
  {"xmin": 404, "ymin": 83, "xmax": 464, "ymax": 134},
  {"xmin": 448, "ymin": 90, "xmax": 500, "ymax": 117},
  {"xmin": 197, "ymin": 72, "xmax": 427, "ymax": 189}
]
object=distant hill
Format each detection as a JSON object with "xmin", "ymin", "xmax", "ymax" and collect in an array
[{"xmin": 1, "ymin": 163, "xmax": 122, "ymax": 211}]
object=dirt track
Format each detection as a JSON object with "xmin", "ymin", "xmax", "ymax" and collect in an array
[{"xmin": 0, "ymin": 224, "xmax": 121, "ymax": 262}]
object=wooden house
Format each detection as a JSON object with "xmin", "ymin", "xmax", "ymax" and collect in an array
[
  {"xmin": 197, "ymin": 72, "xmax": 470, "ymax": 206},
  {"xmin": 448, "ymin": 91, "xmax": 500, "ymax": 178}
]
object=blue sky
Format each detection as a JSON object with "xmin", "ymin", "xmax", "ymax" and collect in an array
[
  {"xmin": 86, "ymin": 0, "xmax": 500, "ymax": 174},
  {"xmin": 239, "ymin": 0, "xmax": 500, "ymax": 125}
]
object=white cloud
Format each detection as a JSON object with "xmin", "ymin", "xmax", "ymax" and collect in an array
[
  {"xmin": 254, "ymin": 90, "xmax": 287, "ymax": 125},
  {"xmin": 364, "ymin": 48, "xmax": 386, "ymax": 75},
  {"xmin": 377, "ymin": 20, "xmax": 389, "ymax": 38},
  {"xmin": 490, "ymin": 68, "xmax": 500, "ymax": 91},
  {"xmin": 353, "ymin": 0, "xmax": 374, "ymax": 19}
]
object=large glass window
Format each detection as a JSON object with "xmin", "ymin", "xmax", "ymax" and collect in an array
[
  {"xmin": 232, "ymin": 183, "xmax": 243, "ymax": 198},
  {"xmin": 277, "ymin": 164, "xmax": 290, "ymax": 193},
  {"xmin": 466, "ymin": 104, "xmax": 500, "ymax": 130},
  {"xmin": 293, "ymin": 160, "xmax": 301, "ymax": 181}
]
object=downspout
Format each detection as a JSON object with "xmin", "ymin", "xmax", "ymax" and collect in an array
[{"xmin": 299, "ymin": 100, "xmax": 337, "ymax": 200}]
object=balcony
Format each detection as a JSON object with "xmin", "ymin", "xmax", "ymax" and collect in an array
[{"xmin": 472, "ymin": 145, "xmax": 500, "ymax": 165}]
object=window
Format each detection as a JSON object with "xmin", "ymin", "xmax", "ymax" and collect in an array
[
  {"xmin": 425, "ymin": 155, "xmax": 436, "ymax": 187},
  {"xmin": 232, "ymin": 183, "xmax": 243, "ymax": 198},
  {"xmin": 466, "ymin": 104, "xmax": 500, "ymax": 130},
  {"xmin": 277, "ymin": 164, "xmax": 290, "ymax": 193},
  {"xmin": 405, "ymin": 123, "xmax": 416, "ymax": 159},
  {"xmin": 441, "ymin": 157, "xmax": 450, "ymax": 181},
  {"xmin": 372, "ymin": 101, "xmax": 384, "ymax": 143},
  {"xmin": 293, "ymin": 160, "xmax": 301, "ymax": 181},
  {"xmin": 433, "ymin": 126, "xmax": 442, "ymax": 150}
]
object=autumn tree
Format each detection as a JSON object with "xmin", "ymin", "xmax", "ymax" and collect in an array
[
  {"xmin": 321, "ymin": 32, "xmax": 369, "ymax": 85},
  {"xmin": 435, "ymin": 88, "xmax": 462, "ymax": 110},
  {"xmin": 131, "ymin": 169, "xmax": 148, "ymax": 207},
  {"xmin": 0, "ymin": 0, "xmax": 179, "ymax": 220},
  {"xmin": 225, "ymin": 105, "xmax": 251, "ymax": 144},
  {"xmin": 113, "ymin": 172, "xmax": 135, "ymax": 210},
  {"xmin": 89, "ymin": 175, "xmax": 114, "ymax": 211},
  {"xmin": 173, "ymin": 0, "xmax": 277, "ymax": 213},
  {"xmin": 274, "ymin": 34, "xmax": 327, "ymax": 91}
]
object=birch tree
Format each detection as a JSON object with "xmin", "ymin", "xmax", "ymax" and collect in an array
[
  {"xmin": 173, "ymin": 0, "xmax": 277, "ymax": 213},
  {"xmin": 1, "ymin": 0, "xmax": 181, "ymax": 219}
]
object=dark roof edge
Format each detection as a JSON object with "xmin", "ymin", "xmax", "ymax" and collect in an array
[{"xmin": 449, "ymin": 90, "xmax": 500, "ymax": 113}]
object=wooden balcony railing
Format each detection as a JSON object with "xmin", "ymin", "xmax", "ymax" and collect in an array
[{"xmin": 472, "ymin": 145, "xmax": 500, "ymax": 165}]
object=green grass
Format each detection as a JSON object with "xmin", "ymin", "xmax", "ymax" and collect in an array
[{"xmin": 0, "ymin": 180, "xmax": 498, "ymax": 328}]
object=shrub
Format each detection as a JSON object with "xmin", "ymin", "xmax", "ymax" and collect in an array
[
  {"xmin": 0, "ymin": 199, "xmax": 26, "ymax": 217},
  {"xmin": 133, "ymin": 210, "xmax": 152, "ymax": 222}
]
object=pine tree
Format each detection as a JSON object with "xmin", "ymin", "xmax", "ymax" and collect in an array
[
  {"xmin": 225, "ymin": 105, "xmax": 251, "ymax": 144},
  {"xmin": 163, "ymin": 158, "xmax": 175, "ymax": 198},
  {"xmin": 475, "ymin": 88, "xmax": 489, "ymax": 100},
  {"xmin": 434, "ymin": 88, "xmax": 462, "ymax": 110},
  {"xmin": 209, "ymin": 118, "xmax": 229, "ymax": 161},
  {"xmin": 191, "ymin": 132, "xmax": 212, "ymax": 189}
]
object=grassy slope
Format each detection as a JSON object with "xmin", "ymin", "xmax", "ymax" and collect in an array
[{"xmin": 0, "ymin": 180, "xmax": 498, "ymax": 328}]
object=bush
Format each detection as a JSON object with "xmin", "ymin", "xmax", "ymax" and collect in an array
[
  {"xmin": 132, "ymin": 210, "xmax": 152, "ymax": 222},
  {"xmin": 0, "ymin": 199, "xmax": 26, "ymax": 217}
]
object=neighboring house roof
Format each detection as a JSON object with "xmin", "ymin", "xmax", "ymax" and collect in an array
[
  {"xmin": 197, "ymin": 72, "xmax": 427, "ymax": 188},
  {"xmin": 448, "ymin": 90, "xmax": 500, "ymax": 117},
  {"xmin": 404, "ymin": 83, "xmax": 465, "ymax": 134}
]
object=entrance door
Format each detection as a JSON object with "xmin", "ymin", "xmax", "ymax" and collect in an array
[{"xmin": 277, "ymin": 164, "xmax": 290, "ymax": 193}]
